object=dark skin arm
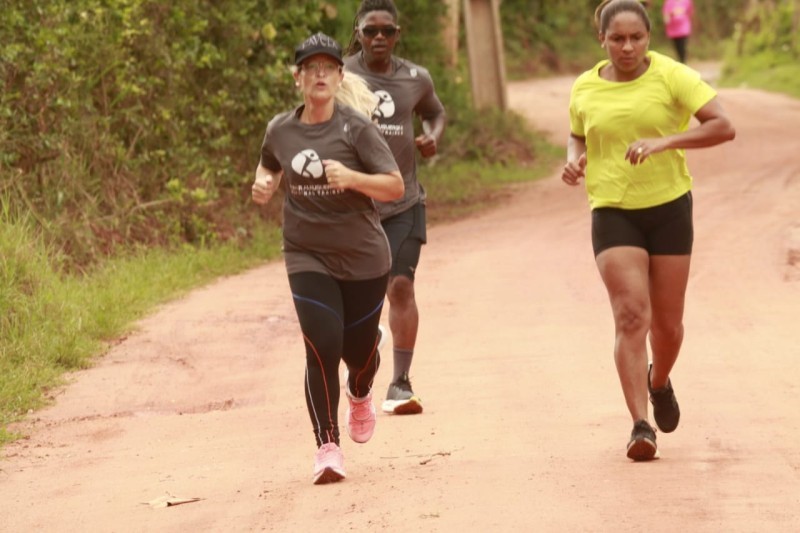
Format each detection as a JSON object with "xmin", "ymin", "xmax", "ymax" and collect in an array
[
  {"xmin": 415, "ymin": 112, "xmax": 446, "ymax": 158},
  {"xmin": 625, "ymin": 97, "xmax": 736, "ymax": 165},
  {"xmin": 562, "ymin": 134, "xmax": 587, "ymax": 186}
]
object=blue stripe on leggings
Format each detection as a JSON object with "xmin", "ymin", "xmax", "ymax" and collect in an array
[{"xmin": 291, "ymin": 293, "xmax": 343, "ymax": 326}]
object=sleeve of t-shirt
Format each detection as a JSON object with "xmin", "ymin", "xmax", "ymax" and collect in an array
[
  {"xmin": 259, "ymin": 117, "xmax": 282, "ymax": 172},
  {"xmin": 568, "ymin": 79, "xmax": 585, "ymax": 137},
  {"xmin": 414, "ymin": 70, "xmax": 446, "ymax": 121},
  {"xmin": 352, "ymin": 120, "xmax": 400, "ymax": 175},
  {"xmin": 670, "ymin": 63, "xmax": 716, "ymax": 114}
]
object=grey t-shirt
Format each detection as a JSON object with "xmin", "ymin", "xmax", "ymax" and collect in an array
[
  {"xmin": 343, "ymin": 54, "xmax": 445, "ymax": 219},
  {"xmin": 260, "ymin": 103, "xmax": 399, "ymax": 280}
]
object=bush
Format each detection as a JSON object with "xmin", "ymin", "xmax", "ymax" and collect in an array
[{"xmin": 0, "ymin": 0, "xmax": 328, "ymax": 270}]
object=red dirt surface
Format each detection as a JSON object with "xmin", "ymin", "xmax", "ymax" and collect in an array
[{"xmin": 2, "ymin": 69, "xmax": 799, "ymax": 532}]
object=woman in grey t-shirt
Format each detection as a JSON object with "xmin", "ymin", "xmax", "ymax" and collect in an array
[{"xmin": 251, "ymin": 32, "xmax": 402, "ymax": 485}]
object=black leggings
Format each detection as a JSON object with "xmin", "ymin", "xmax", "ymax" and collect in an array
[
  {"xmin": 672, "ymin": 36, "xmax": 688, "ymax": 63},
  {"xmin": 288, "ymin": 271, "xmax": 388, "ymax": 446}
]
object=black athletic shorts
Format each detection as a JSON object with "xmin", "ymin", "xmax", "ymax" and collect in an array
[
  {"xmin": 381, "ymin": 201, "xmax": 427, "ymax": 280},
  {"xmin": 591, "ymin": 192, "xmax": 693, "ymax": 256}
]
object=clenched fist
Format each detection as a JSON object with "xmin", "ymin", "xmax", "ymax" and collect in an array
[{"xmin": 252, "ymin": 172, "xmax": 276, "ymax": 205}]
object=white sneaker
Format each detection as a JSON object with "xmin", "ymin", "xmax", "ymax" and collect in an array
[{"xmin": 381, "ymin": 372, "xmax": 423, "ymax": 415}]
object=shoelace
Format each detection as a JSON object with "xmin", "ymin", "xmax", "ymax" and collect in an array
[{"xmin": 317, "ymin": 443, "xmax": 340, "ymax": 462}]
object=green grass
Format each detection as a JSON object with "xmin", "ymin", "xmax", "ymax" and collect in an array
[
  {"xmin": 0, "ymin": 210, "xmax": 282, "ymax": 444},
  {"xmin": 422, "ymin": 141, "xmax": 562, "ymax": 223},
  {"xmin": 719, "ymin": 52, "xmax": 800, "ymax": 99}
]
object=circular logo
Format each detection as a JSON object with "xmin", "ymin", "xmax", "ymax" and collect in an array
[
  {"xmin": 373, "ymin": 90, "xmax": 395, "ymax": 119},
  {"xmin": 291, "ymin": 149, "xmax": 324, "ymax": 179}
]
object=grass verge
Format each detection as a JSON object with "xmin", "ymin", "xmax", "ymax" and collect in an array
[
  {"xmin": 719, "ymin": 52, "xmax": 800, "ymax": 99},
  {"xmin": 0, "ymin": 212, "xmax": 281, "ymax": 444}
]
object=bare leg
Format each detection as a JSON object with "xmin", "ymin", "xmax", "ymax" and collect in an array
[
  {"xmin": 387, "ymin": 275, "xmax": 418, "ymax": 353},
  {"xmin": 383, "ymin": 274, "xmax": 424, "ymax": 414},
  {"xmin": 596, "ymin": 247, "xmax": 652, "ymax": 423},
  {"xmin": 648, "ymin": 255, "xmax": 691, "ymax": 388}
]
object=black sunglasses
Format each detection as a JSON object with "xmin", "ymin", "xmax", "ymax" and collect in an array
[{"xmin": 360, "ymin": 25, "xmax": 399, "ymax": 38}]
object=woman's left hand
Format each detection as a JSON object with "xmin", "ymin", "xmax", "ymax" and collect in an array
[{"xmin": 626, "ymin": 139, "xmax": 665, "ymax": 165}]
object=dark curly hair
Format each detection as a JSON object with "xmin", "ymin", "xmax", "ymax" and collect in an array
[{"xmin": 345, "ymin": 0, "xmax": 400, "ymax": 55}]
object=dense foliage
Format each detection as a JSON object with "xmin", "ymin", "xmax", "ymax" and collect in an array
[
  {"xmin": 1, "ymin": 0, "xmax": 795, "ymax": 272},
  {"xmin": 1, "ymin": 0, "xmax": 336, "ymax": 268},
  {"xmin": 722, "ymin": 0, "xmax": 800, "ymax": 96},
  {"xmin": 0, "ymin": 0, "xmax": 518, "ymax": 271}
]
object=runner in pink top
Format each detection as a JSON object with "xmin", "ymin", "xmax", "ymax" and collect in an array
[{"xmin": 662, "ymin": 0, "xmax": 694, "ymax": 63}]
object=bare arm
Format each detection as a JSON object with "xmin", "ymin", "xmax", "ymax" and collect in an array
[
  {"xmin": 416, "ymin": 112, "xmax": 446, "ymax": 158},
  {"xmin": 562, "ymin": 134, "xmax": 588, "ymax": 186},
  {"xmin": 664, "ymin": 97, "xmax": 736, "ymax": 149},
  {"xmin": 323, "ymin": 161, "xmax": 404, "ymax": 202},
  {"xmin": 251, "ymin": 163, "xmax": 283, "ymax": 205},
  {"xmin": 626, "ymin": 97, "xmax": 736, "ymax": 164}
]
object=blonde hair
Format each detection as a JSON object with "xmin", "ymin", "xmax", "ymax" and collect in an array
[
  {"xmin": 336, "ymin": 70, "xmax": 379, "ymax": 118},
  {"xmin": 291, "ymin": 66, "xmax": 378, "ymax": 118}
]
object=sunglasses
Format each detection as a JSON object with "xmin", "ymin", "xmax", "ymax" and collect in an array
[{"xmin": 360, "ymin": 25, "xmax": 399, "ymax": 38}]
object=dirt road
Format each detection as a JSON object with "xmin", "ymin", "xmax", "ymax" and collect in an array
[{"xmin": 2, "ymin": 71, "xmax": 799, "ymax": 532}]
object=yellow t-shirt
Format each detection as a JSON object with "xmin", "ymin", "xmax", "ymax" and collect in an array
[{"xmin": 569, "ymin": 51, "xmax": 716, "ymax": 209}]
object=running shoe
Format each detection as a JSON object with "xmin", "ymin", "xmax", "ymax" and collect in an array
[
  {"xmin": 648, "ymin": 364, "xmax": 681, "ymax": 433},
  {"xmin": 381, "ymin": 372, "xmax": 423, "ymax": 415},
  {"xmin": 626, "ymin": 419, "xmax": 658, "ymax": 461},
  {"xmin": 313, "ymin": 442, "xmax": 345, "ymax": 485},
  {"xmin": 346, "ymin": 389, "xmax": 376, "ymax": 443}
]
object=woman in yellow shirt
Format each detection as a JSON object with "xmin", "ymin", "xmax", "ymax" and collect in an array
[{"xmin": 562, "ymin": 0, "xmax": 735, "ymax": 461}]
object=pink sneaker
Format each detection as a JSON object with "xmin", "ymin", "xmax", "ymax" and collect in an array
[
  {"xmin": 313, "ymin": 443, "xmax": 345, "ymax": 485},
  {"xmin": 346, "ymin": 389, "xmax": 376, "ymax": 443}
]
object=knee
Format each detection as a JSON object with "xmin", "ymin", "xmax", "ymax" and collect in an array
[
  {"xmin": 304, "ymin": 333, "xmax": 339, "ymax": 368},
  {"xmin": 651, "ymin": 319, "xmax": 684, "ymax": 345},
  {"xmin": 387, "ymin": 276, "xmax": 415, "ymax": 304},
  {"xmin": 614, "ymin": 301, "xmax": 650, "ymax": 337}
]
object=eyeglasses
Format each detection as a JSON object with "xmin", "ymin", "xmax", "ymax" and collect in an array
[
  {"xmin": 301, "ymin": 62, "xmax": 341, "ymax": 75},
  {"xmin": 360, "ymin": 25, "xmax": 399, "ymax": 38}
]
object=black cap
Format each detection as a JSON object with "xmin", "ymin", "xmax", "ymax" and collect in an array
[{"xmin": 294, "ymin": 32, "xmax": 344, "ymax": 66}]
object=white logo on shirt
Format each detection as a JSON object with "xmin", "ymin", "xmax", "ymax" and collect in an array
[
  {"xmin": 373, "ymin": 90, "xmax": 396, "ymax": 119},
  {"xmin": 291, "ymin": 149, "xmax": 324, "ymax": 179},
  {"xmin": 410, "ymin": 68, "xmax": 418, "ymax": 78}
]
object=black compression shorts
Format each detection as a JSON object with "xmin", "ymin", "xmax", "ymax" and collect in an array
[
  {"xmin": 381, "ymin": 201, "xmax": 427, "ymax": 280},
  {"xmin": 591, "ymin": 192, "xmax": 693, "ymax": 256}
]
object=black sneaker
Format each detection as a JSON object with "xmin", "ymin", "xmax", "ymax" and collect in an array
[
  {"xmin": 649, "ymin": 364, "xmax": 680, "ymax": 433},
  {"xmin": 381, "ymin": 373, "xmax": 423, "ymax": 415},
  {"xmin": 626, "ymin": 419, "xmax": 657, "ymax": 461}
]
